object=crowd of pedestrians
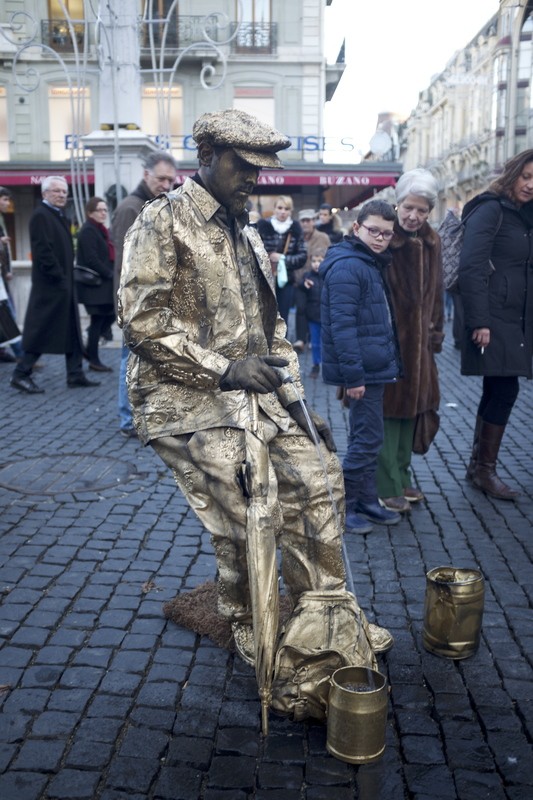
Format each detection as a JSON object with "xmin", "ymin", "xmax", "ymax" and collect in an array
[
  {"xmin": 2, "ymin": 110, "xmax": 533, "ymax": 733},
  {"xmin": 2, "ymin": 141, "xmax": 533, "ymax": 519}
]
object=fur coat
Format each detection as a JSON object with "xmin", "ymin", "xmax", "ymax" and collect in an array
[{"xmin": 383, "ymin": 221, "xmax": 444, "ymax": 419}]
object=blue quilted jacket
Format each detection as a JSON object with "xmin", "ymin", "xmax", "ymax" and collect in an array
[{"xmin": 320, "ymin": 237, "xmax": 400, "ymax": 388}]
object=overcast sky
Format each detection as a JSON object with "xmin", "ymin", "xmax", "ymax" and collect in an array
[{"xmin": 324, "ymin": 0, "xmax": 500, "ymax": 163}]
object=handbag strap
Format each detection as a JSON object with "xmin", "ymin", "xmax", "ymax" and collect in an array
[{"xmin": 282, "ymin": 233, "xmax": 292, "ymax": 255}]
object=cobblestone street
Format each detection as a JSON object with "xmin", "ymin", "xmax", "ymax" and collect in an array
[{"xmin": 0, "ymin": 322, "xmax": 532, "ymax": 800}]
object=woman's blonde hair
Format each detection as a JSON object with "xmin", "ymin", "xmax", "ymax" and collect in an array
[{"xmin": 274, "ymin": 195, "xmax": 293, "ymax": 211}]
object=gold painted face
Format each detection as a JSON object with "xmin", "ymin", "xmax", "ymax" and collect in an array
[{"xmin": 202, "ymin": 148, "xmax": 260, "ymax": 217}]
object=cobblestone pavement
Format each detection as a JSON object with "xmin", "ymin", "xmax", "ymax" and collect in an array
[{"xmin": 0, "ymin": 322, "xmax": 532, "ymax": 800}]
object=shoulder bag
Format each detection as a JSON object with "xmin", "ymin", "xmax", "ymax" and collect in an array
[{"xmin": 74, "ymin": 265, "xmax": 102, "ymax": 287}]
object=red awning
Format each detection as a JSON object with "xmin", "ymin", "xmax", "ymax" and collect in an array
[
  {"xmin": 0, "ymin": 165, "xmax": 399, "ymax": 204},
  {"xmin": 0, "ymin": 170, "xmax": 94, "ymax": 186},
  {"xmin": 175, "ymin": 168, "xmax": 399, "ymax": 188}
]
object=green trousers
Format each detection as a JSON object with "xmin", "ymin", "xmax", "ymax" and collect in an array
[{"xmin": 376, "ymin": 418, "xmax": 416, "ymax": 497}]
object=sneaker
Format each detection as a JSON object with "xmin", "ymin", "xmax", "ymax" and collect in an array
[
  {"xmin": 293, "ymin": 340, "xmax": 305, "ymax": 353},
  {"xmin": 345, "ymin": 511, "xmax": 373, "ymax": 535},
  {"xmin": 231, "ymin": 622, "xmax": 255, "ymax": 666},
  {"xmin": 120, "ymin": 428, "xmax": 138, "ymax": 439},
  {"xmin": 403, "ymin": 486, "xmax": 424, "ymax": 503},
  {"xmin": 310, "ymin": 364, "xmax": 320, "ymax": 378},
  {"xmin": 379, "ymin": 496, "xmax": 410, "ymax": 513},
  {"xmin": 355, "ymin": 500, "xmax": 401, "ymax": 526}
]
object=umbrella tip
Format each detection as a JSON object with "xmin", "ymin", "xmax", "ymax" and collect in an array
[{"xmin": 261, "ymin": 701, "xmax": 270, "ymax": 736}]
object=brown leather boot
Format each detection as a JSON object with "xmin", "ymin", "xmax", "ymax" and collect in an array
[
  {"xmin": 472, "ymin": 422, "xmax": 519, "ymax": 500},
  {"xmin": 465, "ymin": 415, "xmax": 482, "ymax": 482}
]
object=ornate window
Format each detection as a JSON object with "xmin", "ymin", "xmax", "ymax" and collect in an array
[
  {"xmin": 45, "ymin": 1, "xmax": 85, "ymax": 51},
  {"xmin": 235, "ymin": 1, "xmax": 274, "ymax": 53}
]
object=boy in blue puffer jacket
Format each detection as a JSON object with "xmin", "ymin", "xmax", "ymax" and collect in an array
[{"xmin": 320, "ymin": 200, "xmax": 401, "ymax": 535}]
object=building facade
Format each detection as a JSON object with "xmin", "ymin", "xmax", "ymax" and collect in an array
[
  {"xmin": 0, "ymin": 0, "xmax": 402, "ymax": 268},
  {"xmin": 401, "ymin": 0, "xmax": 533, "ymax": 216}
]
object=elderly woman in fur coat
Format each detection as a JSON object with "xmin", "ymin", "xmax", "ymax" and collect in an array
[{"xmin": 376, "ymin": 169, "xmax": 444, "ymax": 512}]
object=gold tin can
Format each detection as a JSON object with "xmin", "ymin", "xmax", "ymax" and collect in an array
[
  {"xmin": 326, "ymin": 666, "xmax": 388, "ymax": 764},
  {"xmin": 423, "ymin": 566, "xmax": 485, "ymax": 659}
]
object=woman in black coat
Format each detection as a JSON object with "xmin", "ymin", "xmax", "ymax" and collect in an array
[
  {"xmin": 76, "ymin": 197, "xmax": 115, "ymax": 371},
  {"xmin": 459, "ymin": 149, "xmax": 533, "ymax": 500},
  {"xmin": 256, "ymin": 195, "xmax": 307, "ymax": 332}
]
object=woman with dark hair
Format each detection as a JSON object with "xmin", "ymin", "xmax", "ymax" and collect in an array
[
  {"xmin": 458, "ymin": 149, "xmax": 533, "ymax": 500},
  {"xmin": 76, "ymin": 196, "xmax": 115, "ymax": 372}
]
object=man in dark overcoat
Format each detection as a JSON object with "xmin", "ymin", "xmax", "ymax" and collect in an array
[{"xmin": 10, "ymin": 175, "xmax": 99, "ymax": 393}]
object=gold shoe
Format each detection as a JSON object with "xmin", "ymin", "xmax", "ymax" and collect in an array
[
  {"xmin": 368, "ymin": 622, "xmax": 394, "ymax": 654},
  {"xmin": 231, "ymin": 622, "xmax": 255, "ymax": 666}
]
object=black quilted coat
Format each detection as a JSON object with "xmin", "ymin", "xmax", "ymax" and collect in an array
[
  {"xmin": 459, "ymin": 192, "xmax": 533, "ymax": 378},
  {"xmin": 320, "ymin": 237, "xmax": 400, "ymax": 388}
]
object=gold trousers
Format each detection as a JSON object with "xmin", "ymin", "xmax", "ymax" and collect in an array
[{"xmin": 151, "ymin": 416, "xmax": 347, "ymax": 622}]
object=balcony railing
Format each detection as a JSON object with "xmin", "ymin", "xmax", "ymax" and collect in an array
[
  {"xmin": 41, "ymin": 19, "xmax": 86, "ymax": 52},
  {"xmin": 41, "ymin": 16, "xmax": 277, "ymax": 57},
  {"xmin": 230, "ymin": 22, "xmax": 277, "ymax": 55},
  {"xmin": 141, "ymin": 16, "xmax": 277, "ymax": 56}
]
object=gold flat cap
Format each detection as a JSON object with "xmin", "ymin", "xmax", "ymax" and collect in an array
[{"xmin": 192, "ymin": 109, "xmax": 291, "ymax": 170}]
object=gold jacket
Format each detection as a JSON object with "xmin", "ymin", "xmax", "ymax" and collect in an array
[{"xmin": 118, "ymin": 178, "xmax": 304, "ymax": 444}]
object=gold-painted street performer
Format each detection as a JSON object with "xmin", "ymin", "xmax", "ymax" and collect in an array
[{"xmin": 118, "ymin": 109, "xmax": 391, "ymax": 727}]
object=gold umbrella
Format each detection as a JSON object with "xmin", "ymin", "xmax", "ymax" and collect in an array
[{"xmin": 243, "ymin": 392, "xmax": 279, "ymax": 736}]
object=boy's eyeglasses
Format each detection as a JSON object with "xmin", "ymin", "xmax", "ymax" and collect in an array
[{"xmin": 360, "ymin": 223, "xmax": 394, "ymax": 241}]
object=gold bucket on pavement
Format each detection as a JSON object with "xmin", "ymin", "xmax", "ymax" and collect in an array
[
  {"xmin": 326, "ymin": 666, "xmax": 388, "ymax": 764},
  {"xmin": 423, "ymin": 566, "xmax": 484, "ymax": 660}
]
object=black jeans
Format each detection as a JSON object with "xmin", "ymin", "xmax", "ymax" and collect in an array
[
  {"xmin": 87, "ymin": 311, "xmax": 115, "ymax": 363},
  {"xmin": 477, "ymin": 376, "xmax": 520, "ymax": 426}
]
